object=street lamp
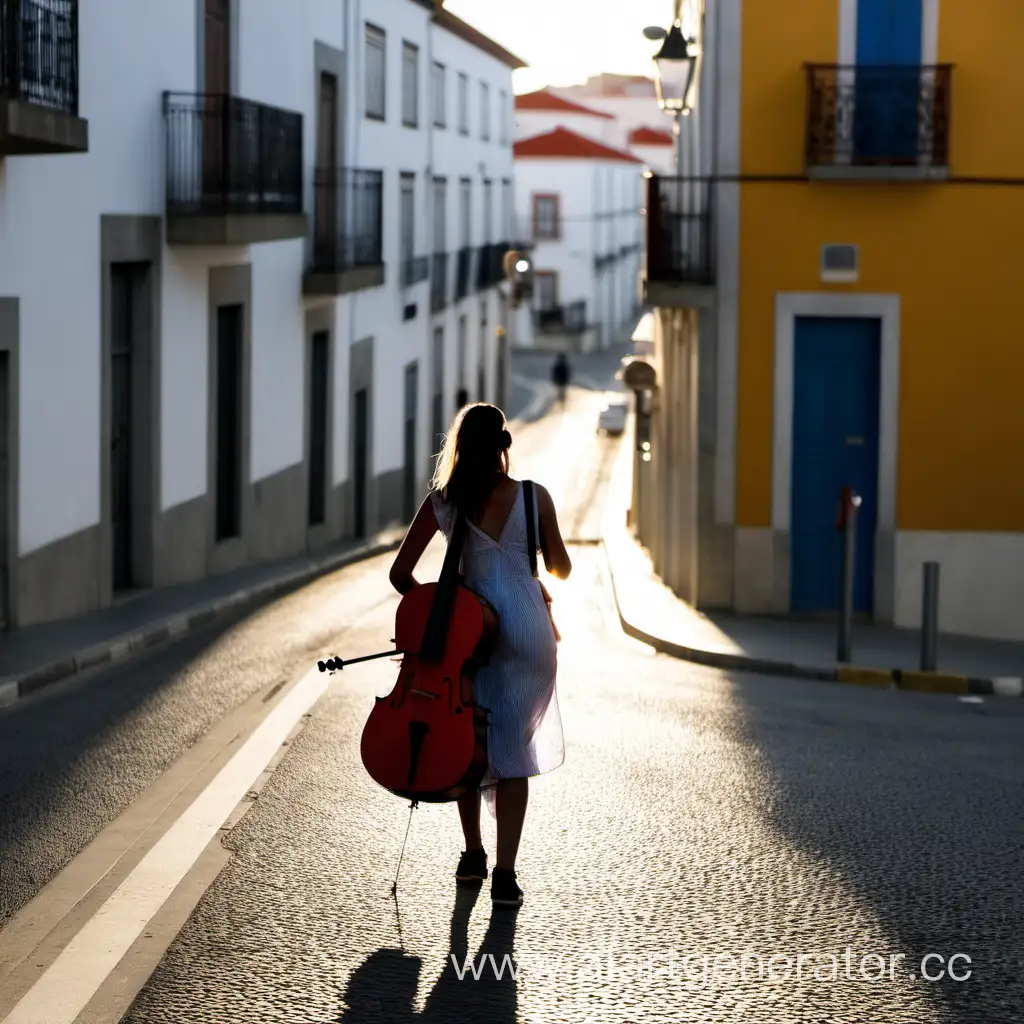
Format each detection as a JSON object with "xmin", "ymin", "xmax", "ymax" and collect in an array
[{"xmin": 650, "ymin": 21, "xmax": 700, "ymax": 115}]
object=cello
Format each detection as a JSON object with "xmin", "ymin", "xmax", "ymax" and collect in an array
[{"xmin": 318, "ymin": 508, "xmax": 497, "ymax": 803}]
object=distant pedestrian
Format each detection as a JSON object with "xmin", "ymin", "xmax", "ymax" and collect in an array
[{"xmin": 551, "ymin": 352, "xmax": 570, "ymax": 406}]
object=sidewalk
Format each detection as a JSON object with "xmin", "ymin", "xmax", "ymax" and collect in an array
[
  {"xmin": 601, "ymin": 434, "xmax": 1024, "ymax": 698},
  {"xmin": 0, "ymin": 394, "xmax": 563, "ymax": 710},
  {"xmin": 0, "ymin": 527, "xmax": 405, "ymax": 709}
]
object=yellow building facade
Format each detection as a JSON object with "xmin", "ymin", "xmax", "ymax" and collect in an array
[{"xmin": 642, "ymin": 0, "xmax": 1024, "ymax": 640}]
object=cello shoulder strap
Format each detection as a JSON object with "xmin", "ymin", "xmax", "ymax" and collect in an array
[
  {"xmin": 420, "ymin": 497, "xmax": 466, "ymax": 662},
  {"xmin": 523, "ymin": 480, "xmax": 538, "ymax": 578}
]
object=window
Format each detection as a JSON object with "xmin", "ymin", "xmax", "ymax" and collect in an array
[
  {"xmin": 498, "ymin": 89, "xmax": 508, "ymax": 144},
  {"xmin": 459, "ymin": 179, "xmax": 472, "ymax": 248},
  {"xmin": 532, "ymin": 194, "xmax": 560, "ymax": 240},
  {"xmin": 365, "ymin": 24, "xmax": 386, "ymax": 120},
  {"xmin": 400, "ymin": 174, "xmax": 415, "ymax": 266},
  {"xmin": 457, "ymin": 72, "xmax": 469, "ymax": 134},
  {"xmin": 433, "ymin": 177, "xmax": 447, "ymax": 252},
  {"xmin": 534, "ymin": 271, "xmax": 558, "ymax": 311},
  {"xmin": 483, "ymin": 179, "xmax": 493, "ymax": 243},
  {"xmin": 501, "ymin": 179, "xmax": 512, "ymax": 241},
  {"xmin": 432, "ymin": 61, "xmax": 446, "ymax": 128},
  {"xmin": 402, "ymin": 42, "xmax": 419, "ymax": 127},
  {"xmin": 480, "ymin": 81, "xmax": 490, "ymax": 141}
]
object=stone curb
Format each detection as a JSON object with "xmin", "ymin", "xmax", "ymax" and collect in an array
[
  {"xmin": 601, "ymin": 538, "xmax": 1024, "ymax": 699},
  {"xmin": 0, "ymin": 536, "xmax": 403, "ymax": 711}
]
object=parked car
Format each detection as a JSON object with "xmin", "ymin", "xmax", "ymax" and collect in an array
[{"xmin": 597, "ymin": 400, "xmax": 628, "ymax": 436}]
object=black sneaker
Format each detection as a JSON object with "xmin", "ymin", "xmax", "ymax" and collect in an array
[
  {"xmin": 490, "ymin": 867, "xmax": 523, "ymax": 906},
  {"xmin": 456, "ymin": 848, "xmax": 488, "ymax": 883}
]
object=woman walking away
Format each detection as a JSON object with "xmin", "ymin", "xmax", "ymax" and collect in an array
[{"xmin": 388, "ymin": 403, "xmax": 572, "ymax": 906}]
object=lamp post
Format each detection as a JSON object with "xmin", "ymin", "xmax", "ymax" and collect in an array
[{"xmin": 644, "ymin": 6, "xmax": 702, "ymax": 174}]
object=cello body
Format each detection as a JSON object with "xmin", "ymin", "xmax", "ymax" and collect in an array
[{"xmin": 360, "ymin": 580, "xmax": 497, "ymax": 802}]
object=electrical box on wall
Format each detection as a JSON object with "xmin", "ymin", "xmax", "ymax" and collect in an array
[{"xmin": 821, "ymin": 244, "xmax": 859, "ymax": 283}]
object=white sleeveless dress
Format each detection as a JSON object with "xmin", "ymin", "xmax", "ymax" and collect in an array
[{"xmin": 430, "ymin": 480, "xmax": 564, "ymax": 788}]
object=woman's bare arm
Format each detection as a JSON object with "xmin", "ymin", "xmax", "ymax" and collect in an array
[
  {"xmin": 388, "ymin": 494, "xmax": 440, "ymax": 594},
  {"xmin": 536, "ymin": 483, "xmax": 572, "ymax": 579}
]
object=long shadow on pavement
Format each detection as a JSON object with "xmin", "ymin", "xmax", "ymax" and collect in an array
[
  {"xmin": 0, "ymin": 596, "xmax": 285, "ymax": 925},
  {"xmin": 338, "ymin": 885, "xmax": 519, "ymax": 1024},
  {"xmin": 729, "ymin": 675, "xmax": 1024, "ymax": 1024}
]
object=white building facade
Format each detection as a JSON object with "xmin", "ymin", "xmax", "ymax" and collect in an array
[
  {"xmin": 513, "ymin": 93, "xmax": 645, "ymax": 352},
  {"xmin": 513, "ymin": 132, "xmax": 643, "ymax": 352},
  {"xmin": 0, "ymin": 0, "xmax": 521, "ymax": 629}
]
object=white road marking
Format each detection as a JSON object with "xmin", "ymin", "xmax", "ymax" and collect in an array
[{"xmin": 1, "ymin": 666, "xmax": 327, "ymax": 1024}]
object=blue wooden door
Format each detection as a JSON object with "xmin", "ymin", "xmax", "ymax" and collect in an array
[
  {"xmin": 790, "ymin": 317, "xmax": 881, "ymax": 613},
  {"xmin": 854, "ymin": 0, "xmax": 922, "ymax": 163}
]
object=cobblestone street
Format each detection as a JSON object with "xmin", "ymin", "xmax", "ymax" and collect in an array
[{"xmin": 1, "ymin": 383, "xmax": 1021, "ymax": 1024}]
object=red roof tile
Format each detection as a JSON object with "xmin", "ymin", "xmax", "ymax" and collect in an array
[
  {"xmin": 513, "ymin": 127, "xmax": 643, "ymax": 164},
  {"xmin": 628, "ymin": 126, "xmax": 675, "ymax": 147},
  {"xmin": 514, "ymin": 88, "xmax": 615, "ymax": 120}
]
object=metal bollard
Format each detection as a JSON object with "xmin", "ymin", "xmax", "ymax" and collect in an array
[
  {"xmin": 837, "ymin": 490, "xmax": 862, "ymax": 663},
  {"xmin": 920, "ymin": 562, "xmax": 940, "ymax": 671}
]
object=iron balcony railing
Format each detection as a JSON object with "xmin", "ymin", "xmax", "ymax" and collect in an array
[
  {"xmin": 455, "ymin": 246, "xmax": 474, "ymax": 300},
  {"xmin": 487, "ymin": 240, "xmax": 509, "ymax": 287},
  {"xmin": 537, "ymin": 300, "xmax": 587, "ymax": 334},
  {"xmin": 805, "ymin": 63, "xmax": 952, "ymax": 169},
  {"xmin": 0, "ymin": 0, "xmax": 78, "ymax": 114},
  {"xmin": 475, "ymin": 243, "xmax": 492, "ymax": 290},
  {"xmin": 310, "ymin": 167, "xmax": 383, "ymax": 273},
  {"xmin": 401, "ymin": 255, "xmax": 429, "ymax": 288},
  {"xmin": 163, "ymin": 92, "xmax": 303, "ymax": 217},
  {"xmin": 431, "ymin": 251, "xmax": 449, "ymax": 312},
  {"xmin": 644, "ymin": 174, "xmax": 714, "ymax": 286}
]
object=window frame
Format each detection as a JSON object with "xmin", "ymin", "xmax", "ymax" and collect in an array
[
  {"xmin": 364, "ymin": 23, "xmax": 386, "ymax": 121},
  {"xmin": 532, "ymin": 193, "xmax": 561, "ymax": 241},
  {"xmin": 457, "ymin": 72, "xmax": 469, "ymax": 135},
  {"xmin": 498, "ymin": 88, "xmax": 508, "ymax": 144},
  {"xmin": 533, "ymin": 270, "xmax": 559, "ymax": 311},
  {"xmin": 401, "ymin": 41, "xmax": 419, "ymax": 128},
  {"xmin": 400, "ymin": 172, "xmax": 416, "ymax": 266},
  {"xmin": 480, "ymin": 80, "xmax": 490, "ymax": 141},
  {"xmin": 432, "ymin": 61, "xmax": 447, "ymax": 129}
]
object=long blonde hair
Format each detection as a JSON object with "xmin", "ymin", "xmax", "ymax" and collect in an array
[{"xmin": 431, "ymin": 403, "xmax": 511, "ymax": 521}]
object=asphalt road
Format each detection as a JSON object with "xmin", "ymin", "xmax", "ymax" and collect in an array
[{"xmin": 1, "ymin": 371, "xmax": 1022, "ymax": 1024}]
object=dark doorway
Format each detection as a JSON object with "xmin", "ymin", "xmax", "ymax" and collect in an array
[
  {"xmin": 315, "ymin": 72, "xmax": 338, "ymax": 266},
  {"xmin": 403, "ymin": 363, "xmax": 418, "ymax": 521},
  {"xmin": 0, "ymin": 353, "xmax": 9, "ymax": 627},
  {"xmin": 353, "ymin": 387, "xmax": 368, "ymax": 538},
  {"xmin": 110, "ymin": 262, "xmax": 146, "ymax": 591},
  {"xmin": 203, "ymin": 0, "xmax": 231, "ymax": 197},
  {"xmin": 308, "ymin": 330, "xmax": 330, "ymax": 527},
  {"xmin": 215, "ymin": 304, "xmax": 243, "ymax": 542}
]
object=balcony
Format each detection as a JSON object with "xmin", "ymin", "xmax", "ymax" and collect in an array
[
  {"xmin": 643, "ymin": 173, "xmax": 714, "ymax": 309},
  {"xmin": 476, "ymin": 241, "xmax": 508, "ymax": 291},
  {"xmin": 305, "ymin": 168, "xmax": 384, "ymax": 296},
  {"xmin": 163, "ymin": 92, "xmax": 306, "ymax": 246},
  {"xmin": 0, "ymin": 0, "xmax": 87, "ymax": 155},
  {"xmin": 431, "ymin": 252, "xmax": 449, "ymax": 312},
  {"xmin": 454, "ymin": 246, "xmax": 474, "ymax": 300},
  {"xmin": 805, "ymin": 64, "xmax": 952, "ymax": 181},
  {"xmin": 401, "ymin": 255, "xmax": 429, "ymax": 288},
  {"xmin": 536, "ymin": 300, "xmax": 587, "ymax": 334}
]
